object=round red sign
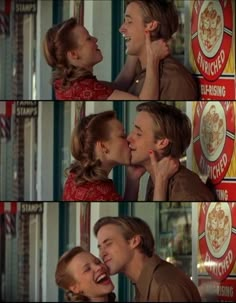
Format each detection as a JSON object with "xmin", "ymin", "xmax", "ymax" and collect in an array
[
  {"xmin": 199, "ymin": 202, "xmax": 236, "ymax": 281},
  {"xmin": 193, "ymin": 101, "xmax": 235, "ymax": 185},
  {"xmin": 191, "ymin": 0, "xmax": 233, "ymax": 81}
]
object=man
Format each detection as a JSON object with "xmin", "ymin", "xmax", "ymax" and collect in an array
[
  {"xmin": 116, "ymin": 0, "xmax": 199, "ymax": 100},
  {"xmin": 127, "ymin": 101, "xmax": 216, "ymax": 201},
  {"xmin": 94, "ymin": 216, "xmax": 202, "ymax": 302}
]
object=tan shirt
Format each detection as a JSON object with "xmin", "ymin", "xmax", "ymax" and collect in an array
[
  {"xmin": 135, "ymin": 254, "xmax": 202, "ymax": 302},
  {"xmin": 145, "ymin": 165, "xmax": 216, "ymax": 201},
  {"xmin": 128, "ymin": 56, "xmax": 199, "ymax": 100}
]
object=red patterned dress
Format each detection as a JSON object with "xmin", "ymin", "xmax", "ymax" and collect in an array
[
  {"xmin": 63, "ymin": 173, "xmax": 122, "ymax": 201},
  {"xmin": 54, "ymin": 76, "xmax": 114, "ymax": 100}
]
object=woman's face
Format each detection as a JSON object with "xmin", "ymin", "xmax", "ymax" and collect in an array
[
  {"xmin": 67, "ymin": 251, "xmax": 114, "ymax": 300},
  {"xmin": 105, "ymin": 119, "xmax": 131, "ymax": 166},
  {"xmin": 73, "ymin": 25, "xmax": 103, "ymax": 70}
]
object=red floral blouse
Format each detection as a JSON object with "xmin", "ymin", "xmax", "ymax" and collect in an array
[
  {"xmin": 63, "ymin": 173, "xmax": 122, "ymax": 202},
  {"xmin": 54, "ymin": 76, "xmax": 114, "ymax": 100}
]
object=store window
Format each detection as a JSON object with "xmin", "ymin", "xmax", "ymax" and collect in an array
[
  {"xmin": 53, "ymin": 102, "xmax": 72, "ymax": 200},
  {"xmin": 0, "ymin": 0, "xmax": 37, "ymax": 100}
]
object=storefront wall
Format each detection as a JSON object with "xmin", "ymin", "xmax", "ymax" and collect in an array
[{"xmin": 188, "ymin": 0, "xmax": 236, "ymax": 100}]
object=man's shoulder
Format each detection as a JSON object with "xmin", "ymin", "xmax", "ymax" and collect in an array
[
  {"xmin": 169, "ymin": 166, "xmax": 215, "ymax": 201},
  {"xmin": 162, "ymin": 56, "xmax": 191, "ymax": 74},
  {"xmin": 160, "ymin": 57, "xmax": 199, "ymax": 100},
  {"xmin": 172, "ymin": 165, "xmax": 205, "ymax": 185}
]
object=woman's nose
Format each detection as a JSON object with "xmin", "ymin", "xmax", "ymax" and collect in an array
[{"xmin": 127, "ymin": 133, "xmax": 132, "ymax": 143}]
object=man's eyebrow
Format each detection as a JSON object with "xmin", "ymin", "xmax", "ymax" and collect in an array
[
  {"xmin": 125, "ymin": 14, "xmax": 132, "ymax": 19},
  {"xmin": 97, "ymin": 238, "xmax": 111, "ymax": 248},
  {"xmin": 134, "ymin": 124, "xmax": 143, "ymax": 132}
]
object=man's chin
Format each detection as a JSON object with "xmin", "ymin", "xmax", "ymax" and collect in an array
[
  {"xmin": 125, "ymin": 47, "xmax": 136, "ymax": 56},
  {"xmin": 130, "ymin": 158, "xmax": 138, "ymax": 165},
  {"xmin": 109, "ymin": 268, "xmax": 118, "ymax": 275}
]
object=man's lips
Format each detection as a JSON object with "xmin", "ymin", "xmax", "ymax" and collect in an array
[
  {"xmin": 129, "ymin": 144, "xmax": 135, "ymax": 151},
  {"xmin": 104, "ymin": 258, "xmax": 112, "ymax": 265}
]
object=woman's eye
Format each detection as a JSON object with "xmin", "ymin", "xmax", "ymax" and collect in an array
[{"xmin": 84, "ymin": 267, "xmax": 91, "ymax": 272}]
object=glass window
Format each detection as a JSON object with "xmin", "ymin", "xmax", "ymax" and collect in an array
[
  {"xmin": 54, "ymin": 102, "xmax": 72, "ymax": 200},
  {"xmin": 157, "ymin": 202, "xmax": 192, "ymax": 277}
]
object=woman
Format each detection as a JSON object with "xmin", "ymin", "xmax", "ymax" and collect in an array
[
  {"xmin": 62, "ymin": 110, "xmax": 179, "ymax": 201},
  {"xmin": 55, "ymin": 246, "xmax": 116, "ymax": 302},
  {"xmin": 43, "ymin": 17, "xmax": 169, "ymax": 100}
]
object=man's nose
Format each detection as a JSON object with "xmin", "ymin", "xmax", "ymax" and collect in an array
[
  {"xmin": 99, "ymin": 247, "xmax": 107, "ymax": 260},
  {"xmin": 119, "ymin": 23, "xmax": 126, "ymax": 34}
]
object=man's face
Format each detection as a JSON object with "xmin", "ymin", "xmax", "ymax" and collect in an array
[
  {"xmin": 119, "ymin": 2, "xmax": 146, "ymax": 56},
  {"xmin": 97, "ymin": 224, "xmax": 135, "ymax": 275},
  {"xmin": 127, "ymin": 111, "xmax": 157, "ymax": 168}
]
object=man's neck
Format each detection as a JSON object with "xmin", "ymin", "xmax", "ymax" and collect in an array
[
  {"xmin": 138, "ymin": 48, "xmax": 147, "ymax": 70},
  {"xmin": 144, "ymin": 162, "xmax": 155, "ymax": 181},
  {"xmin": 123, "ymin": 253, "xmax": 148, "ymax": 283}
]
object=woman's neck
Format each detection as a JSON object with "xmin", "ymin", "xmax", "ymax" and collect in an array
[{"xmin": 101, "ymin": 162, "xmax": 114, "ymax": 178}]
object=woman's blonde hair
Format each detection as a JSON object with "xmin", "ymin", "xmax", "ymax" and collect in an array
[
  {"xmin": 43, "ymin": 17, "xmax": 93, "ymax": 89},
  {"xmin": 66, "ymin": 110, "xmax": 117, "ymax": 184}
]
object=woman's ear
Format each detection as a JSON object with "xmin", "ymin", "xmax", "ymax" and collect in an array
[
  {"xmin": 67, "ymin": 50, "xmax": 80, "ymax": 64},
  {"xmin": 96, "ymin": 141, "xmax": 109, "ymax": 156},
  {"xmin": 69, "ymin": 283, "xmax": 81, "ymax": 294},
  {"xmin": 101, "ymin": 141, "xmax": 109, "ymax": 154}
]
